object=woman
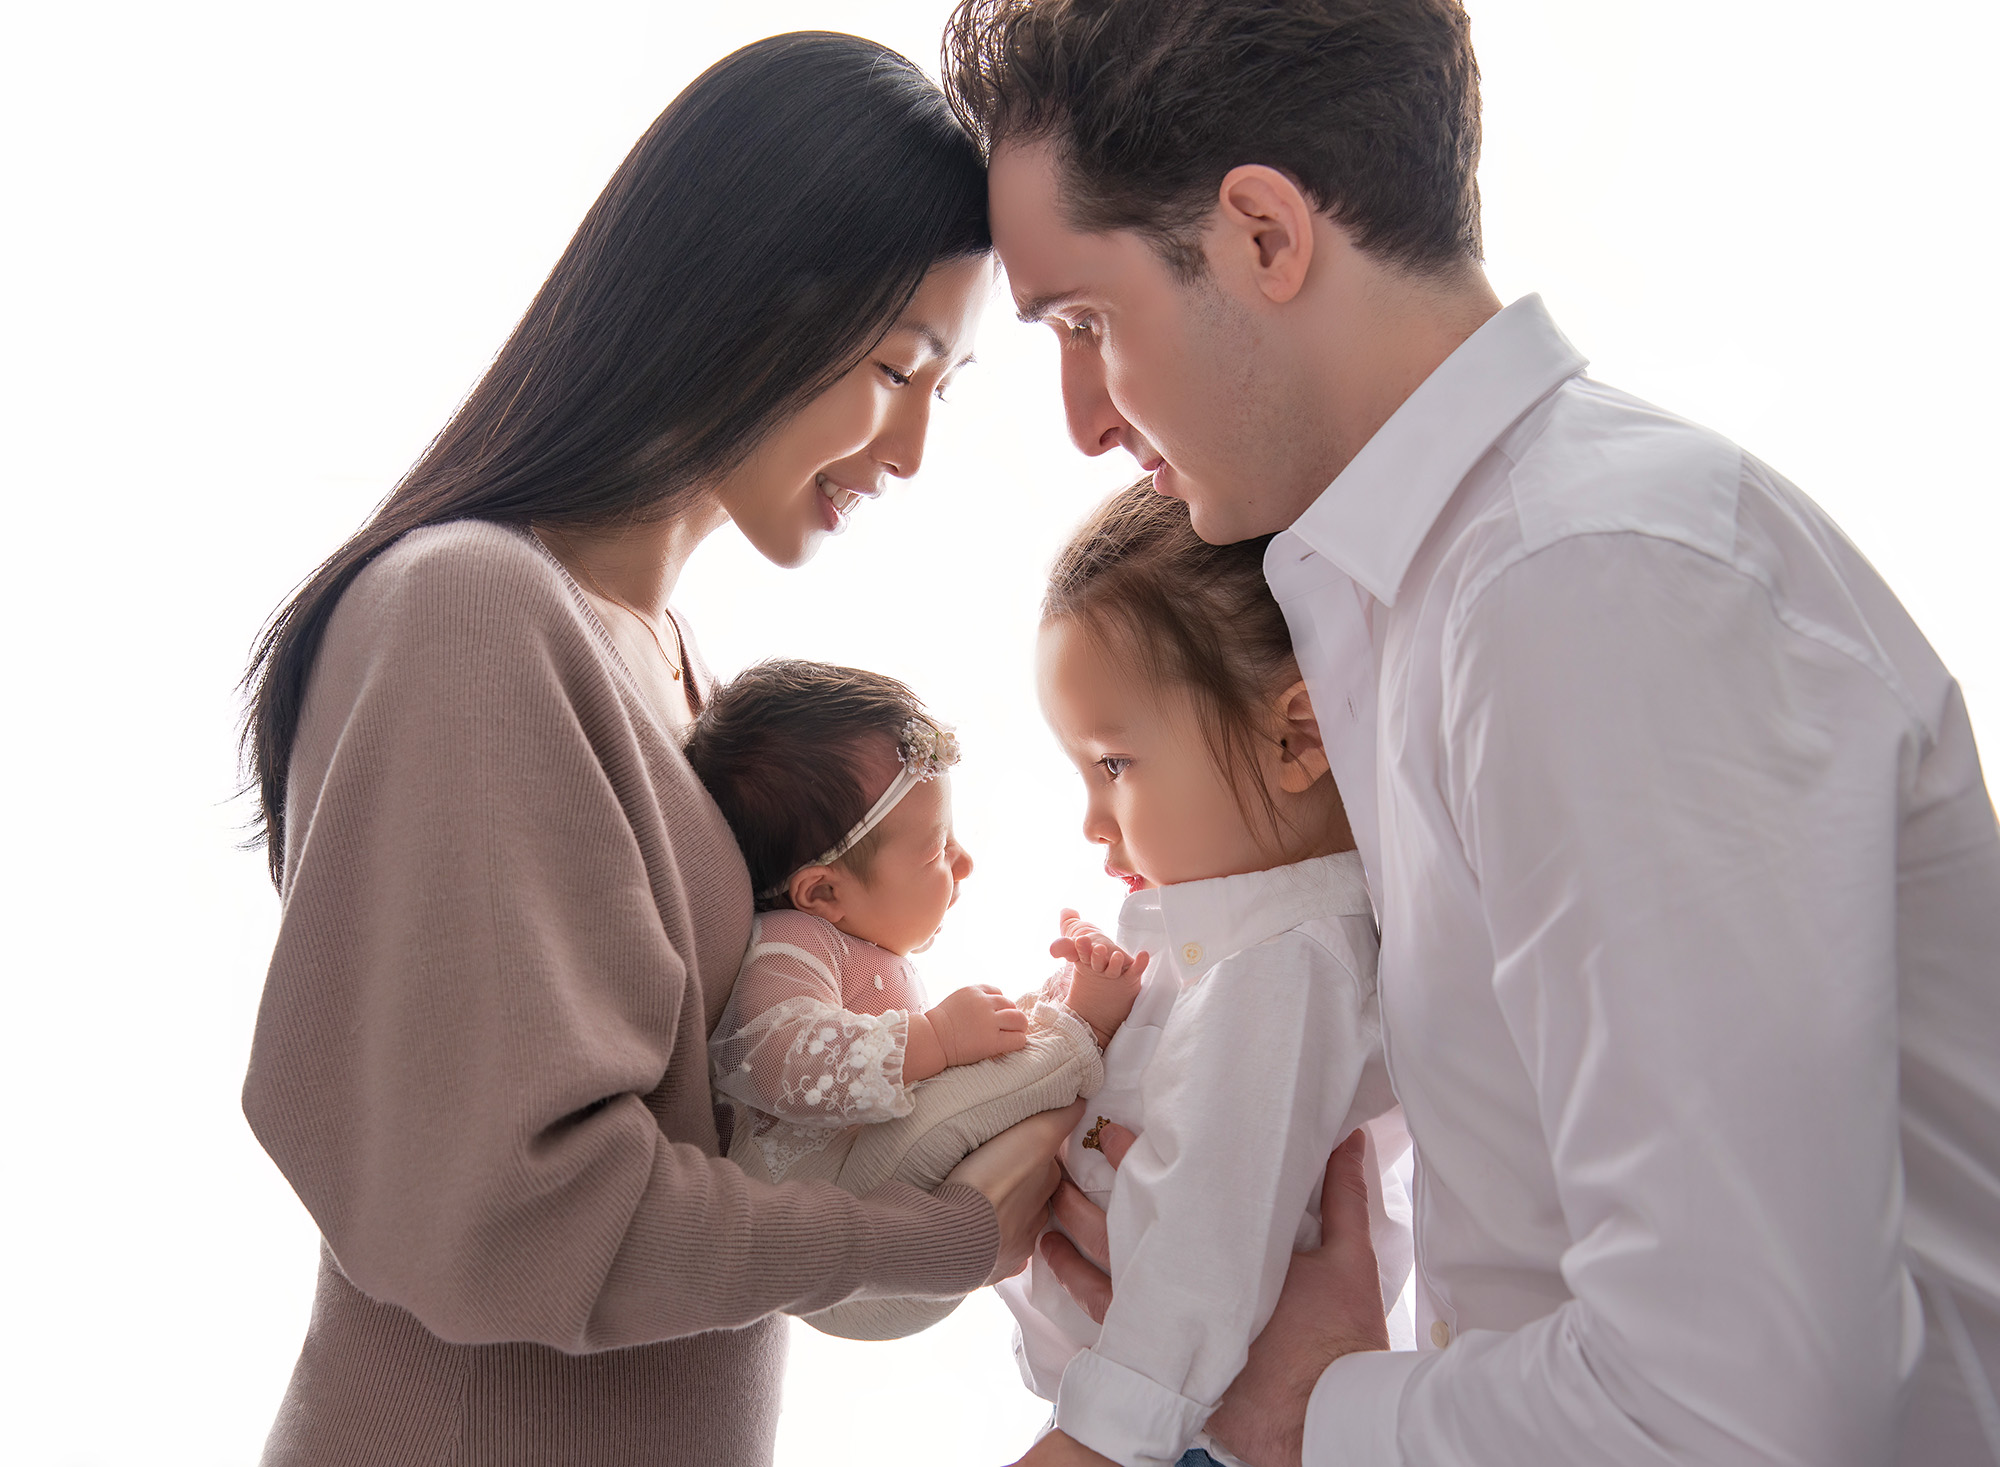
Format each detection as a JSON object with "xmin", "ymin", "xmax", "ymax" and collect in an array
[{"xmin": 240, "ymin": 32, "xmax": 1069, "ymax": 1466}]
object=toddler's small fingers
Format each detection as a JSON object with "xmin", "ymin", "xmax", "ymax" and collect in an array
[
  {"xmin": 1048, "ymin": 938, "xmax": 1078, "ymax": 961},
  {"xmin": 997, "ymin": 1029, "xmax": 1029, "ymax": 1053},
  {"xmin": 1131, "ymin": 951, "xmax": 1150, "ymax": 980}
]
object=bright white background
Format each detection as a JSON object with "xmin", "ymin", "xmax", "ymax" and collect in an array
[{"xmin": 2, "ymin": 1, "xmax": 1993, "ymax": 1462}]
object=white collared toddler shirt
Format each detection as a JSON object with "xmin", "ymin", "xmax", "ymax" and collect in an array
[
  {"xmin": 1266, "ymin": 296, "xmax": 2000, "ymax": 1466},
  {"xmin": 997, "ymin": 849, "xmax": 1412, "ymax": 1467}
]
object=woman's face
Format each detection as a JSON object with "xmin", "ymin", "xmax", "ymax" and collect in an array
[{"xmin": 712, "ymin": 254, "xmax": 993, "ymax": 568}]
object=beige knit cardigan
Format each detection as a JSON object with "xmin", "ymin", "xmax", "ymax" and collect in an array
[{"xmin": 243, "ymin": 520, "xmax": 998, "ymax": 1465}]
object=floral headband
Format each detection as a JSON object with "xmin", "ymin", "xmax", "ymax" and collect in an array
[{"xmin": 757, "ymin": 717, "xmax": 961, "ymax": 901}]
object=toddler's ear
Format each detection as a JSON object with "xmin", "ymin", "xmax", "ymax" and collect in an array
[
  {"xmin": 1272, "ymin": 678, "xmax": 1332, "ymax": 792},
  {"xmin": 788, "ymin": 865, "xmax": 846, "ymax": 923}
]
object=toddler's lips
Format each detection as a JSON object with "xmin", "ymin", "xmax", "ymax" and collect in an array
[{"xmin": 1105, "ymin": 860, "xmax": 1147, "ymax": 894}]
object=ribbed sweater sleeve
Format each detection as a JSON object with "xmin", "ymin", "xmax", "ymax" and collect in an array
[{"xmin": 242, "ymin": 521, "xmax": 997, "ymax": 1354}]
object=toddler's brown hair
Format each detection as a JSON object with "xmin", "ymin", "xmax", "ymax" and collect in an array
[{"xmin": 1044, "ymin": 479, "xmax": 1305, "ymax": 835}]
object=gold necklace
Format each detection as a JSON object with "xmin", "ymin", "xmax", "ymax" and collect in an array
[{"xmin": 541, "ymin": 525, "xmax": 685, "ymax": 682}]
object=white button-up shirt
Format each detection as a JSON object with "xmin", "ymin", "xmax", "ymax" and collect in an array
[
  {"xmin": 997, "ymin": 851, "xmax": 1409, "ymax": 1466},
  {"xmin": 1267, "ymin": 296, "xmax": 2000, "ymax": 1466}
]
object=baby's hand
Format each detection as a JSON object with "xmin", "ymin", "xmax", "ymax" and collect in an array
[
  {"xmin": 924, "ymin": 985, "xmax": 1031, "ymax": 1069},
  {"xmin": 1049, "ymin": 909, "xmax": 1147, "ymax": 1047}
]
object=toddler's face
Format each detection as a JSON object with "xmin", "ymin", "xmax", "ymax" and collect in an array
[
  {"xmin": 1037, "ymin": 617, "xmax": 1291, "ymax": 891},
  {"xmin": 832, "ymin": 775, "xmax": 974, "ymax": 957}
]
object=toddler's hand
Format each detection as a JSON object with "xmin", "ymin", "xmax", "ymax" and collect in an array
[
  {"xmin": 1049, "ymin": 909, "xmax": 1146, "ymax": 1046},
  {"xmin": 926, "ymin": 984, "xmax": 1031, "ymax": 1068}
]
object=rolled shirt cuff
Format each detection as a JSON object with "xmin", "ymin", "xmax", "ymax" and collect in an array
[
  {"xmin": 1302, "ymin": 1348, "xmax": 1430, "ymax": 1467},
  {"xmin": 1056, "ymin": 1347, "xmax": 1209, "ymax": 1467}
]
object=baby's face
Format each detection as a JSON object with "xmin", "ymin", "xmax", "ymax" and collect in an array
[
  {"xmin": 834, "ymin": 775, "xmax": 973, "ymax": 957},
  {"xmin": 1037, "ymin": 616, "xmax": 1286, "ymax": 891}
]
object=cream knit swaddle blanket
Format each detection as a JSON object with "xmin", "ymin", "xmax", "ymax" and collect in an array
[{"xmin": 729, "ymin": 999, "xmax": 1104, "ymax": 1340}]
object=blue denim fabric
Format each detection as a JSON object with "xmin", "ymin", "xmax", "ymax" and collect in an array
[{"xmin": 1175, "ymin": 1453, "xmax": 1224, "ymax": 1466}]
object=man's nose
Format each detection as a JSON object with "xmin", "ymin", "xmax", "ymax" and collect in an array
[{"xmin": 1060, "ymin": 340, "xmax": 1127, "ymax": 458}]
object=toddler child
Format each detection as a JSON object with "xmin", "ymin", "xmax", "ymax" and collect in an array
[
  {"xmin": 684, "ymin": 661, "xmax": 1147, "ymax": 1317},
  {"xmin": 999, "ymin": 483, "xmax": 1412, "ymax": 1467}
]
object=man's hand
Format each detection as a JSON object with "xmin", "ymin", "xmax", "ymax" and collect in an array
[
  {"xmin": 1204, "ymin": 1130, "xmax": 1390, "ymax": 1467},
  {"xmin": 1010, "ymin": 1428, "xmax": 1118, "ymax": 1466},
  {"xmin": 1037, "ymin": 1119, "xmax": 1134, "ymax": 1324}
]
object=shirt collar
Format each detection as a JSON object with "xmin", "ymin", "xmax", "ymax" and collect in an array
[
  {"xmin": 1117, "ymin": 851, "xmax": 1371, "ymax": 983},
  {"xmin": 1287, "ymin": 294, "xmax": 1587, "ymax": 607}
]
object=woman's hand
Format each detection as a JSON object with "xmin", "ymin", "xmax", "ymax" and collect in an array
[{"xmin": 945, "ymin": 1100, "xmax": 1084, "ymax": 1285}]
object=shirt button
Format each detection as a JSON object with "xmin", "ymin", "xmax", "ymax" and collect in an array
[
  {"xmin": 1181, "ymin": 942, "xmax": 1203, "ymax": 965},
  {"xmin": 1430, "ymin": 1320, "xmax": 1451, "ymax": 1348}
]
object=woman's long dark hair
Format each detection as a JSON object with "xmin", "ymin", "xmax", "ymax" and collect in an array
[{"xmin": 242, "ymin": 32, "xmax": 990, "ymax": 884}]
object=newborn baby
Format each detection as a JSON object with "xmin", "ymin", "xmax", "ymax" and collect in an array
[{"xmin": 684, "ymin": 659, "xmax": 1143, "ymax": 1337}]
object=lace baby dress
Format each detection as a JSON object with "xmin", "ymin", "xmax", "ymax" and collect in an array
[
  {"xmin": 710, "ymin": 908, "xmax": 930, "ymax": 1179},
  {"xmin": 711, "ymin": 908, "xmax": 1105, "ymax": 1340}
]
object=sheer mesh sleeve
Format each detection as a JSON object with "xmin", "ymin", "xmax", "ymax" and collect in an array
[{"xmin": 711, "ymin": 928, "xmax": 916, "ymax": 1127}]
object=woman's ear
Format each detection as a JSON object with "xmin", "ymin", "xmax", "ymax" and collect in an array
[
  {"xmin": 788, "ymin": 864, "xmax": 846, "ymax": 923},
  {"xmin": 1271, "ymin": 678, "xmax": 1332, "ymax": 793}
]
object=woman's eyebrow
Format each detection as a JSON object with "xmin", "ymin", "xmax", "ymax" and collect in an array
[{"xmin": 890, "ymin": 321, "xmax": 955, "ymax": 363}]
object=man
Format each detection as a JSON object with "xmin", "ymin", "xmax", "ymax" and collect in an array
[{"xmin": 941, "ymin": 2, "xmax": 2000, "ymax": 1464}]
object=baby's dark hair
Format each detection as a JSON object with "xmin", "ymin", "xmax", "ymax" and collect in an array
[
  {"xmin": 1044, "ymin": 480, "xmax": 1299, "ymax": 831},
  {"xmin": 684, "ymin": 659, "xmax": 945, "ymax": 909}
]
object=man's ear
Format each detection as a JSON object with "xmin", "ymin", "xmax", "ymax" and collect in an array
[
  {"xmin": 788, "ymin": 864, "xmax": 847, "ymax": 923},
  {"xmin": 1210, "ymin": 165, "xmax": 1317, "ymax": 305},
  {"xmin": 1271, "ymin": 678, "xmax": 1332, "ymax": 793}
]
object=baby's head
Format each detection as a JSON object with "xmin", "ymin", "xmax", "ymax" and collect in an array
[
  {"xmin": 685, "ymin": 659, "xmax": 972, "ymax": 956},
  {"xmin": 1039, "ymin": 481, "xmax": 1352, "ymax": 891}
]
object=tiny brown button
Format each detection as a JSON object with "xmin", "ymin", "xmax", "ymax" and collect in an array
[
  {"xmin": 1181, "ymin": 942, "xmax": 1203, "ymax": 965},
  {"xmin": 1430, "ymin": 1320, "xmax": 1451, "ymax": 1348}
]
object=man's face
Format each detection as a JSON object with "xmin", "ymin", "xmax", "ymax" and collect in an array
[{"xmin": 988, "ymin": 139, "xmax": 1324, "ymax": 543}]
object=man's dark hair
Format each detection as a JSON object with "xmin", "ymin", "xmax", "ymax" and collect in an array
[
  {"xmin": 943, "ymin": 0, "xmax": 1481, "ymax": 279},
  {"xmin": 684, "ymin": 660, "xmax": 941, "ymax": 908}
]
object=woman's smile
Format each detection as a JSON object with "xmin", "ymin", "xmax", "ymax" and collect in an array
[{"xmin": 816, "ymin": 472, "xmax": 875, "ymax": 532}]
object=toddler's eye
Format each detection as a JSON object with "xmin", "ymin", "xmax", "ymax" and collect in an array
[{"xmin": 1097, "ymin": 755, "xmax": 1131, "ymax": 780}]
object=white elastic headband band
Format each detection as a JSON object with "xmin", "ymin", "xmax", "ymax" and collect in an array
[{"xmin": 757, "ymin": 717, "xmax": 960, "ymax": 902}]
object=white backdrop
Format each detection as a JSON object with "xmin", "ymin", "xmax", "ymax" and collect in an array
[{"xmin": 2, "ymin": 2, "xmax": 1994, "ymax": 1462}]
